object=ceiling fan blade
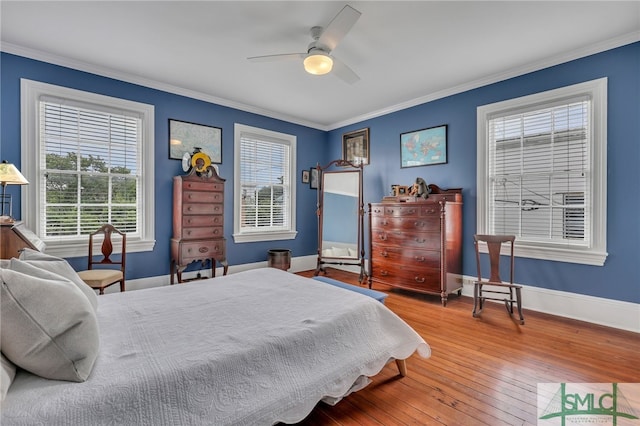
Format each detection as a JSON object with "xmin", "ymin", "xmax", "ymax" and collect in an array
[
  {"xmin": 331, "ymin": 57, "xmax": 360, "ymax": 84},
  {"xmin": 318, "ymin": 5, "xmax": 361, "ymax": 52},
  {"xmin": 247, "ymin": 53, "xmax": 305, "ymax": 62}
]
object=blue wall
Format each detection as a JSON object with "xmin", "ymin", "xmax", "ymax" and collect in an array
[
  {"xmin": 331, "ymin": 42, "xmax": 639, "ymax": 304},
  {"xmin": 1, "ymin": 42, "xmax": 638, "ymax": 304},
  {"xmin": 0, "ymin": 53, "xmax": 328, "ymax": 279}
]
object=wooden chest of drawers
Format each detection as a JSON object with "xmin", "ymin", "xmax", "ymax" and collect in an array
[
  {"xmin": 171, "ymin": 171, "xmax": 228, "ymax": 284},
  {"xmin": 368, "ymin": 186, "xmax": 463, "ymax": 306}
]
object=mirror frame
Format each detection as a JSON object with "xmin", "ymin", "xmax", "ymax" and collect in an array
[{"xmin": 313, "ymin": 159, "xmax": 366, "ymax": 283}]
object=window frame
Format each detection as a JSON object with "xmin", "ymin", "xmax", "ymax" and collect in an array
[
  {"xmin": 476, "ymin": 78, "xmax": 607, "ymax": 266},
  {"xmin": 20, "ymin": 79, "xmax": 155, "ymax": 257},
  {"xmin": 233, "ymin": 123, "xmax": 297, "ymax": 243}
]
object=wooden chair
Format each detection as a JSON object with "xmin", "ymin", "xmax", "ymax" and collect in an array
[
  {"xmin": 472, "ymin": 234, "xmax": 524, "ymax": 325},
  {"xmin": 77, "ymin": 224, "xmax": 126, "ymax": 295}
]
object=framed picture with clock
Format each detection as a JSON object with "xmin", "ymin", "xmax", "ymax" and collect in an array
[{"xmin": 169, "ymin": 119, "xmax": 222, "ymax": 163}]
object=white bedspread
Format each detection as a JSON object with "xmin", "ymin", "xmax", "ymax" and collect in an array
[{"xmin": 1, "ymin": 268, "xmax": 430, "ymax": 425}]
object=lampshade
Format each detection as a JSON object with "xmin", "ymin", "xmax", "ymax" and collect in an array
[
  {"xmin": 303, "ymin": 50, "xmax": 333, "ymax": 75},
  {"xmin": 0, "ymin": 161, "xmax": 28, "ymax": 222},
  {"xmin": 0, "ymin": 162, "xmax": 28, "ymax": 186}
]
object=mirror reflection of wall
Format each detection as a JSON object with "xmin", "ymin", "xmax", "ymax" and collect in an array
[{"xmin": 321, "ymin": 171, "xmax": 359, "ymax": 259}]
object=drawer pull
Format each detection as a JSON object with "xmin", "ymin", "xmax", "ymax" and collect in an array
[
  {"xmin": 415, "ymin": 256, "xmax": 425, "ymax": 262},
  {"xmin": 408, "ymin": 208, "xmax": 417, "ymax": 214},
  {"xmin": 382, "ymin": 220, "xmax": 388, "ymax": 226},
  {"xmin": 415, "ymin": 238, "xmax": 426, "ymax": 243},
  {"xmin": 380, "ymin": 270, "xmax": 389, "ymax": 276},
  {"xmin": 187, "ymin": 206, "xmax": 192, "ymax": 212},
  {"xmin": 378, "ymin": 234, "xmax": 387, "ymax": 241},
  {"xmin": 380, "ymin": 250, "xmax": 389, "ymax": 257},
  {"xmin": 199, "ymin": 247, "xmax": 209, "ymax": 253},
  {"xmin": 414, "ymin": 221, "xmax": 424, "ymax": 227},
  {"xmin": 414, "ymin": 276, "xmax": 425, "ymax": 283}
]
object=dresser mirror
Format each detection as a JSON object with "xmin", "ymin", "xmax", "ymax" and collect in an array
[{"xmin": 314, "ymin": 160, "xmax": 366, "ymax": 282}]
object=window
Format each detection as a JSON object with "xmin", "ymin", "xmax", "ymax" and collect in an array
[
  {"xmin": 477, "ymin": 78, "xmax": 607, "ymax": 265},
  {"xmin": 233, "ymin": 123, "xmax": 297, "ymax": 243},
  {"xmin": 21, "ymin": 79, "xmax": 155, "ymax": 257}
]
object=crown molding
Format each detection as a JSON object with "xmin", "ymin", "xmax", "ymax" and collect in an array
[
  {"xmin": 0, "ymin": 41, "xmax": 329, "ymax": 131},
  {"xmin": 327, "ymin": 31, "xmax": 640, "ymax": 130},
  {"xmin": 3, "ymin": 30, "xmax": 638, "ymax": 133}
]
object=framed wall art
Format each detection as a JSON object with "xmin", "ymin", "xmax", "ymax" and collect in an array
[
  {"xmin": 400, "ymin": 124, "xmax": 447, "ymax": 168},
  {"xmin": 301, "ymin": 169, "xmax": 310, "ymax": 184},
  {"xmin": 169, "ymin": 119, "xmax": 222, "ymax": 163},
  {"xmin": 342, "ymin": 128, "xmax": 370, "ymax": 166}
]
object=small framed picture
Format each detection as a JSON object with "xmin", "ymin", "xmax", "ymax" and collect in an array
[
  {"xmin": 400, "ymin": 124, "xmax": 447, "ymax": 168},
  {"xmin": 342, "ymin": 128, "xmax": 370, "ymax": 166},
  {"xmin": 169, "ymin": 119, "xmax": 222, "ymax": 163},
  {"xmin": 301, "ymin": 169, "xmax": 310, "ymax": 184},
  {"xmin": 310, "ymin": 168, "xmax": 319, "ymax": 190}
]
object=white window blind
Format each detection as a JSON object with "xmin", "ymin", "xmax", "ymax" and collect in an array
[
  {"xmin": 477, "ymin": 78, "xmax": 607, "ymax": 266},
  {"xmin": 39, "ymin": 99, "xmax": 141, "ymax": 238},
  {"xmin": 488, "ymin": 99, "xmax": 590, "ymax": 246},
  {"xmin": 233, "ymin": 124, "xmax": 297, "ymax": 243}
]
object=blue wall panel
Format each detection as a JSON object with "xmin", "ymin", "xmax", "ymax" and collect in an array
[
  {"xmin": 330, "ymin": 42, "xmax": 639, "ymax": 304},
  {"xmin": 0, "ymin": 53, "xmax": 327, "ymax": 279},
  {"xmin": 1, "ymin": 42, "xmax": 638, "ymax": 304}
]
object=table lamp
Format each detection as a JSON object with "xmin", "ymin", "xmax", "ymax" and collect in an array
[{"xmin": 0, "ymin": 161, "xmax": 29, "ymax": 223}]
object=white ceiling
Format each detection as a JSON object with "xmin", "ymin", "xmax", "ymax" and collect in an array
[{"xmin": 2, "ymin": 1, "xmax": 639, "ymax": 130}]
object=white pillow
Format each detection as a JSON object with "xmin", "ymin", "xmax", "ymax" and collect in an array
[
  {"xmin": 348, "ymin": 247, "xmax": 358, "ymax": 258},
  {"xmin": 19, "ymin": 249, "xmax": 98, "ymax": 312},
  {"xmin": 332, "ymin": 246, "xmax": 350, "ymax": 257},
  {"xmin": 0, "ymin": 268, "xmax": 99, "ymax": 382},
  {"xmin": 1, "ymin": 352, "xmax": 16, "ymax": 401},
  {"xmin": 322, "ymin": 248, "xmax": 334, "ymax": 257}
]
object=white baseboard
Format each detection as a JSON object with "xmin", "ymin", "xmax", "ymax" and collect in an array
[
  {"xmin": 120, "ymin": 259, "xmax": 639, "ymax": 333},
  {"xmin": 459, "ymin": 275, "xmax": 640, "ymax": 333}
]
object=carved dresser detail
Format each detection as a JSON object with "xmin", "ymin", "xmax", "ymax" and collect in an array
[
  {"xmin": 171, "ymin": 168, "xmax": 228, "ymax": 284},
  {"xmin": 368, "ymin": 184, "xmax": 463, "ymax": 306}
]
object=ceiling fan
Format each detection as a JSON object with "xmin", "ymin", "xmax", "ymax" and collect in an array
[{"xmin": 247, "ymin": 5, "xmax": 362, "ymax": 84}]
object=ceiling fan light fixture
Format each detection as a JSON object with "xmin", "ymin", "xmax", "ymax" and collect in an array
[{"xmin": 304, "ymin": 51, "xmax": 333, "ymax": 75}]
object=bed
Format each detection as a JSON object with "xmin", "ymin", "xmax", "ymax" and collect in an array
[{"xmin": 1, "ymin": 255, "xmax": 430, "ymax": 425}]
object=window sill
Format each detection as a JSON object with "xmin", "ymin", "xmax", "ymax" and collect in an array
[
  {"xmin": 41, "ymin": 239, "xmax": 156, "ymax": 259},
  {"xmin": 480, "ymin": 243, "xmax": 607, "ymax": 266},
  {"xmin": 233, "ymin": 230, "xmax": 298, "ymax": 243}
]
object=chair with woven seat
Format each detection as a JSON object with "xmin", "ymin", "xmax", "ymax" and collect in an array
[
  {"xmin": 472, "ymin": 234, "xmax": 524, "ymax": 325},
  {"xmin": 77, "ymin": 224, "xmax": 126, "ymax": 295}
]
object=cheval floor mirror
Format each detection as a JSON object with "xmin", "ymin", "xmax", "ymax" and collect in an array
[{"xmin": 313, "ymin": 160, "xmax": 366, "ymax": 283}]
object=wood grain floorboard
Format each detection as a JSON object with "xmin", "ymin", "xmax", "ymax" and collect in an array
[{"xmin": 292, "ymin": 268, "xmax": 640, "ymax": 426}]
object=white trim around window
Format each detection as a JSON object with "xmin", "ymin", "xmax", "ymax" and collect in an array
[
  {"xmin": 477, "ymin": 78, "xmax": 607, "ymax": 266},
  {"xmin": 20, "ymin": 79, "xmax": 155, "ymax": 257},
  {"xmin": 233, "ymin": 123, "xmax": 297, "ymax": 243}
]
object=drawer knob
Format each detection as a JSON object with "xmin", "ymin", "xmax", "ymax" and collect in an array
[
  {"xmin": 415, "ymin": 256, "xmax": 425, "ymax": 262},
  {"xmin": 199, "ymin": 247, "xmax": 209, "ymax": 253},
  {"xmin": 415, "ymin": 238, "xmax": 426, "ymax": 243},
  {"xmin": 378, "ymin": 234, "xmax": 387, "ymax": 241},
  {"xmin": 414, "ymin": 221, "xmax": 424, "ymax": 227},
  {"xmin": 380, "ymin": 270, "xmax": 389, "ymax": 276},
  {"xmin": 380, "ymin": 250, "xmax": 389, "ymax": 257},
  {"xmin": 382, "ymin": 220, "xmax": 388, "ymax": 226},
  {"xmin": 414, "ymin": 276, "xmax": 425, "ymax": 283},
  {"xmin": 408, "ymin": 208, "xmax": 416, "ymax": 214}
]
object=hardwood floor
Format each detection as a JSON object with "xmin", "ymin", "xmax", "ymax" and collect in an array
[{"xmin": 294, "ymin": 268, "xmax": 640, "ymax": 426}]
